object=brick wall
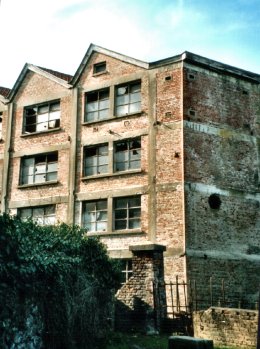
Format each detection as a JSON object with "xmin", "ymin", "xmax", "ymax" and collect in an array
[
  {"xmin": 115, "ymin": 244, "xmax": 166, "ymax": 333},
  {"xmin": 193, "ymin": 307, "xmax": 258, "ymax": 348}
]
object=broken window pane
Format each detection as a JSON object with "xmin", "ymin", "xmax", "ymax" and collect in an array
[
  {"xmin": 116, "ymin": 81, "xmax": 141, "ymax": 116},
  {"xmin": 23, "ymin": 101, "xmax": 60, "ymax": 134}
]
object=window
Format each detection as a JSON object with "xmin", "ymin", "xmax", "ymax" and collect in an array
[
  {"xmin": 82, "ymin": 200, "xmax": 108, "ymax": 232},
  {"xmin": 20, "ymin": 152, "xmax": 58, "ymax": 185},
  {"xmin": 114, "ymin": 138, "xmax": 141, "ymax": 172},
  {"xmin": 23, "ymin": 101, "xmax": 60, "ymax": 134},
  {"xmin": 115, "ymin": 81, "xmax": 141, "ymax": 117},
  {"xmin": 85, "ymin": 89, "xmax": 109, "ymax": 122},
  {"xmin": 82, "ymin": 195, "xmax": 141, "ymax": 233},
  {"xmin": 83, "ymin": 144, "xmax": 108, "ymax": 176},
  {"xmin": 19, "ymin": 205, "xmax": 56, "ymax": 225},
  {"xmin": 114, "ymin": 196, "xmax": 141, "ymax": 230},
  {"xmin": 117, "ymin": 259, "xmax": 133, "ymax": 285},
  {"xmin": 93, "ymin": 62, "xmax": 106, "ymax": 74},
  {"xmin": 83, "ymin": 137, "xmax": 141, "ymax": 177}
]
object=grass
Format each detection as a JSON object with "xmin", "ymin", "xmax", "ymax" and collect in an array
[{"xmin": 106, "ymin": 332, "xmax": 241, "ymax": 349}]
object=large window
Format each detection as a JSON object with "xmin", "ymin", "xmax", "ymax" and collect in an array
[
  {"xmin": 83, "ymin": 144, "xmax": 108, "ymax": 176},
  {"xmin": 115, "ymin": 81, "xmax": 141, "ymax": 117},
  {"xmin": 18, "ymin": 205, "xmax": 56, "ymax": 225},
  {"xmin": 114, "ymin": 138, "xmax": 141, "ymax": 172},
  {"xmin": 83, "ymin": 137, "xmax": 141, "ymax": 177},
  {"xmin": 20, "ymin": 152, "xmax": 58, "ymax": 185},
  {"xmin": 23, "ymin": 101, "xmax": 60, "ymax": 134},
  {"xmin": 114, "ymin": 196, "xmax": 141, "ymax": 230},
  {"xmin": 82, "ymin": 200, "xmax": 108, "ymax": 232},
  {"xmin": 82, "ymin": 195, "xmax": 141, "ymax": 233},
  {"xmin": 85, "ymin": 89, "xmax": 109, "ymax": 122}
]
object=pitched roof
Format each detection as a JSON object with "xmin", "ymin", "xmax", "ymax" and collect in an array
[
  {"xmin": 0, "ymin": 86, "xmax": 11, "ymax": 98},
  {"xmin": 38, "ymin": 67, "xmax": 73, "ymax": 82},
  {"xmin": 8, "ymin": 64, "xmax": 72, "ymax": 101},
  {"xmin": 71, "ymin": 43, "xmax": 149, "ymax": 85}
]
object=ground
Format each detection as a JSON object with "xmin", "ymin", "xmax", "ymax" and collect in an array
[{"xmin": 106, "ymin": 333, "xmax": 241, "ymax": 349}]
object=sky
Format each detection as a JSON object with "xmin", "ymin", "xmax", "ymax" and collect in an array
[{"xmin": 0, "ymin": 0, "xmax": 260, "ymax": 88}]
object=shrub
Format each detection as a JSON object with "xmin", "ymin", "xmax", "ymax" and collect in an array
[{"xmin": 0, "ymin": 214, "xmax": 120, "ymax": 348}]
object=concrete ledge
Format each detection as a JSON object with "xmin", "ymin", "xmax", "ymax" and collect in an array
[
  {"xmin": 129, "ymin": 243, "xmax": 166, "ymax": 252},
  {"xmin": 168, "ymin": 336, "xmax": 213, "ymax": 349}
]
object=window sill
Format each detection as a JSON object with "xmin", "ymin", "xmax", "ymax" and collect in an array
[
  {"xmin": 92, "ymin": 70, "xmax": 109, "ymax": 77},
  {"xmin": 21, "ymin": 127, "xmax": 61, "ymax": 137},
  {"xmin": 82, "ymin": 111, "xmax": 145, "ymax": 126},
  {"xmin": 85, "ymin": 229, "xmax": 143, "ymax": 237},
  {"xmin": 18, "ymin": 180, "xmax": 59, "ymax": 189},
  {"xmin": 81, "ymin": 169, "xmax": 143, "ymax": 181}
]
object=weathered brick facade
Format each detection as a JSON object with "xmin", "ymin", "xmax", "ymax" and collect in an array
[{"xmin": 0, "ymin": 46, "xmax": 260, "ymax": 321}]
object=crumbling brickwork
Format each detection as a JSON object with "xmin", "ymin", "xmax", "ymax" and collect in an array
[{"xmin": 193, "ymin": 307, "xmax": 258, "ymax": 348}]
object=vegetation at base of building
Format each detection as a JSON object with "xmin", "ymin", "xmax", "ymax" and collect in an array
[{"xmin": 0, "ymin": 214, "xmax": 121, "ymax": 349}]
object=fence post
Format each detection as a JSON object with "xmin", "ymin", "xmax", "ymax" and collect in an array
[{"xmin": 209, "ymin": 277, "xmax": 213, "ymax": 307}]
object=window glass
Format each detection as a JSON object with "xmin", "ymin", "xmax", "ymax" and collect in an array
[
  {"xmin": 19, "ymin": 205, "xmax": 56, "ymax": 225},
  {"xmin": 85, "ymin": 89, "xmax": 109, "ymax": 122},
  {"xmin": 115, "ymin": 81, "xmax": 141, "ymax": 116},
  {"xmin": 20, "ymin": 153, "xmax": 58, "ymax": 185},
  {"xmin": 82, "ymin": 200, "xmax": 108, "ymax": 232},
  {"xmin": 114, "ymin": 196, "xmax": 141, "ymax": 230},
  {"xmin": 84, "ymin": 144, "xmax": 108, "ymax": 176},
  {"xmin": 114, "ymin": 137, "xmax": 141, "ymax": 172},
  {"xmin": 24, "ymin": 101, "xmax": 60, "ymax": 134}
]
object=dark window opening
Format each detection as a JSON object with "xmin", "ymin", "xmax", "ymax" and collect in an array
[
  {"xmin": 93, "ymin": 62, "xmax": 106, "ymax": 74},
  {"xmin": 208, "ymin": 194, "xmax": 221, "ymax": 209}
]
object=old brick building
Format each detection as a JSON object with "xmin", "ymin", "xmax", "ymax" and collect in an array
[{"xmin": 0, "ymin": 44, "xmax": 260, "ymax": 312}]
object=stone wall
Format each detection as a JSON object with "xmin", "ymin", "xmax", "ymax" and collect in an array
[{"xmin": 193, "ymin": 307, "xmax": 258, "ymax": 348}]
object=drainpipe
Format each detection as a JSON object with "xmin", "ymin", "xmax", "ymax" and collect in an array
[
  {"xmin": 67, "ymin": 87, "xmax": 78, "ymax": 224},
  {"xmin": 1, "ymin": 102, "xmax": 13, "ymax": 213}
]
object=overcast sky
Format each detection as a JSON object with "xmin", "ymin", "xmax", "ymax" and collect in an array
[{"xmin": 0, "ymin": 0, "xmax": 259, "ymax": 88}]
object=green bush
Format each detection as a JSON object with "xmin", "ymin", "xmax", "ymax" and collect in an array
[{"xmin": 0, "ymin": 214, "xmax": 120, "ymax": 348}]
